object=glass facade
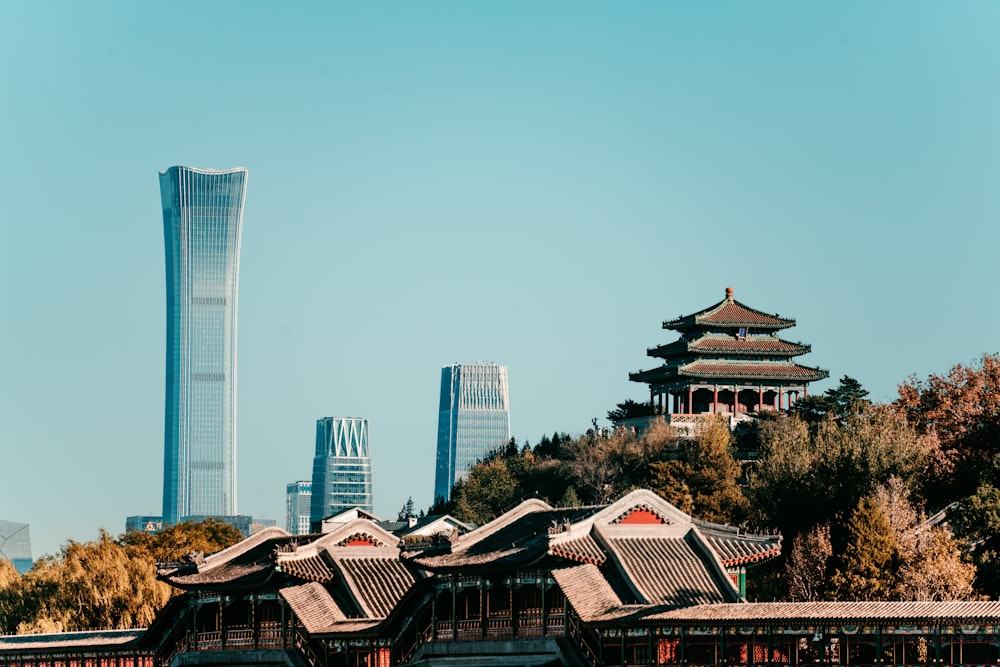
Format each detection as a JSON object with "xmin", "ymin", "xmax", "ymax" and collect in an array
[
  {"xmin": 310, "ymin": 417, "xmax": 374, "ymax": 524},
  {"xmin": 285, "ymin": 480, "xmax": 312, "ymax": 535},
  {"xmin": 434, "ymin": 363, "xmax": 510, "ymax": 503},
  {"xmin": 0, "ymin": 519, "xmax": 32, "ymax": 574},
  {"xmin": 160, "ymin": 166, "xmax": 247, "ymax": 525}
]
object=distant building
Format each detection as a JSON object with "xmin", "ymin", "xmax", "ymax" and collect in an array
[
  {"xmin": 629, "ymin": 287, "xmax": 828, "ymax": 433},
  {"xmin": 127, "ymin": 514, "xmax": 270, "ymax": 538},
  {"xmin": 285, "ymin": 481, "xmax": 312, "ymax": 535},
  {"xmin": 160, "ymin": 166, "xmax": 248, "ymax": 526},
  {"xmin": 434, "ymin": 363, "xmax": 510, "ymax": 503},
  {"xmin": 125, "ymin": 515, "xmax": 164, "ymax": 534},
  {"xmin": 249, "ymin": 518, "xmax": 277, "ymax": 535},
  {"xmin": 0, "ymin": 519, "xmax": 32, "ymax": 574},
  {"xmin": 310, "ymin": 417, "xmax": 374, "ymax": 526}
]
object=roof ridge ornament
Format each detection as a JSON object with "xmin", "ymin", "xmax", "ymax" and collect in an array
[{"xmin": 725, "ymin": 286, "xmax": 734, "ymax": 301}]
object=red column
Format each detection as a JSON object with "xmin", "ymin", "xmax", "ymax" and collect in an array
[
  {"xmin": 713, "ymin": 386, "xmax": 719, "ymax": 414},
  {"xmin": 758, "ymin": 386, "xmax": 764, "ymax": 411},
  {"xmin": 687, "ymin": 386, "xmax": 693, "ymax": 415}
]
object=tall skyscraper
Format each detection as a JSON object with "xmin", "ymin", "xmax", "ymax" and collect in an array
[
  {"xmin": 434, "ymin": 363, "xmax": 510, "ymax": 503},
  {"xmin": 310, "ymin": 417, "xmax": 374, "ymax": 524},
  {"xmin": 160, "ymin": 166, "xmax": 248, "ymax": 526},
  {"xmin": 286, "ymin": 481, "xmax": 312, "ymax": 535}
]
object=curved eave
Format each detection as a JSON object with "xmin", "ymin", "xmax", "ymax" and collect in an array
[
  {"xmin": 630, "ymin": 365, "xmax": 829, "ymax": 385},
  {"xmin": 680, "ymin": 365, "xmax": 830, "ymax": 383},
  {"xmin": 646, "ymin": 340, "xmax": 811, "ymax": 359},
  {"xmin": 720, "ymin": 547, "xmax": 782, "ymax": 568},
  {"xmin": 158, "ymin": 567, "xmax": 278, "ymax": 592},
  {"xmin": 410, "ymin": 549, "xmax": 549, "ymax": 574},
  {"xmin": 663, "ymin": 298, "xmax": 795, "ymax": 332}
]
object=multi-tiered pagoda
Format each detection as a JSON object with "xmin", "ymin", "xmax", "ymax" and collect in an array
[{"xmin": 630, "ymin": 287, "xmax": 828, "ymax": 421}]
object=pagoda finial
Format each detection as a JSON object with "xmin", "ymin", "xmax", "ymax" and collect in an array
[{"xmin": 725, "ymin": 287, "xmax": 734, "ymax": 301}]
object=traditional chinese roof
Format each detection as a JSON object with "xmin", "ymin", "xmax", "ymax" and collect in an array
[
  {"xmin": 159, "ymin": 518, "xmax": 422, "ymax": 623},
  {"xmin": 410, "ymin": 490, "xmax": 777, "ymax": 612},
  {"xmin": 693, "ymin": 520, "xmax": 782, "ymax": 567},
  {"xmin": 648, "ymin": 334, "xmax": 810, "ymax": 360},
  {"xmin": 630, "ymin": 360, "xmax": 829, "ymax": 385},
  {"xmin": 335, "ymin": 556, "xmax": 420, "ymax": 618},
  {"xmin": 606, "ymin": 534, "xmax": 738, "ymax": 607},
  {"xmin": 0, "ymin": 630, "xmax": 144, "ymax": 651},
  {"xmin": 157, "ymin": 526, "xmax": 296, "ymax": 591},
  {"xmin": 638, "ymin": 600, "xmax": 1000, "ymax": 624},
  {"xmin": 410, "ymin": 501, "xmax": 603, "ymax": 572},
  {"xmin": 279, "ymin": 582, "xmax": 347, "ymax": 632},
  {"xmin": 664, "ymin": 288, "xmax": 794, "ymax": 332},
  {"xmin": 551, "ymin": 564, "xmax": 627, "ymax": 621}
]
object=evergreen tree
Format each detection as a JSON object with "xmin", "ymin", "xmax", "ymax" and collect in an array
[{"xmin": 832, "ymin": 496, "xmax": 899, "ymax": 600}]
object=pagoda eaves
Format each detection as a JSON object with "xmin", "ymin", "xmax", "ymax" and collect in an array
[
  {"xmin": 647, "ymin": 333, "xmax": 812, "ymax": 360},
  {"xmin": 630, "ymin": 287, "xmax": 828, "ymax": 419},
  {"xmin": 663, "ymin": 288, "xmax": 794, "ymax": 332}
]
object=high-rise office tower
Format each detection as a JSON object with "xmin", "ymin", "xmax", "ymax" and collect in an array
[
  {"xmin": 160, "ymin": 166, "xmax": 248, "ymax": 526},
  {"xmin": 434, "ymin": 363, "xmax": 510, "ymax": 503},
  {"xmin": 285, "ymin": 481, "xmax": 312, "ymax": 535},
  {"xmin": 310, "ymin": 417, "xmax": 374, "ymax": 525}
]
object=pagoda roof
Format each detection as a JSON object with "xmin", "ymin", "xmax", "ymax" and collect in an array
[
  {"xmin": 648, "ymin": 334, "xmax": 810, "ymax": 359},
  {"xmin": 664, "ymin": 288, "xmax": 794, "ymax": 331},
  {"xmin": 631, "ymin": 360, "xmax": 829, "ymax": 385}
]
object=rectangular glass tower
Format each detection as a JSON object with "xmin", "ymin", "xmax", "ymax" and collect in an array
[
  {"xmin": 310, "ymin": 417, "xmax": 374, "ymax": 524},
  {"xmin": 160, "ymin": 166, "xmax": 247, "ymax": 526},
  {"xmin": 434, "ymin": 363, "xmax": 510, "ymax": 503},
  {"xmin": 286, "ymin": 481, "xmax": 312, "ymax": 535}
]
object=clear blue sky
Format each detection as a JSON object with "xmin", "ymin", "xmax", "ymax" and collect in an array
[{"xmin": 2, "ymin": 2, "xmax": 999, "ymax": 558}]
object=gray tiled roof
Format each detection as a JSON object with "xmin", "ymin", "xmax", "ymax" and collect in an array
[
  {"xmin": 336, "ymin": 557, "xmax": 419, "ymax": 618},
  {"xmin": 702, "ymin": 533, "xmax": 781, "ymax": 566},
  {"xmin": 0, "ymin": 630, "xmax": 143, "ymax": 650},
  {"xmin": 278, "ymin": 583, "xmax": 347, "ymax": 633},
  {"xmin": 549, "ymin": 533, "xmax": 607, "ymax": 565},
  {"xmin": 551, "ymin": 564, "xmax": 625, "ymax": 620},
  {"xmin": 279, "ymin": 552, "xmax": 335, "ymax": 583},
  {"xmin": 607, "ymin": 535, "xmax": 735, "ymax": 607},
  {"xmin": 643, "ymin": 601, "xmax": 1000, "ymax": 623}
]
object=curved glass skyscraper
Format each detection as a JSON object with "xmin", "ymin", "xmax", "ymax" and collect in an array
[
  {"xmin": 434, "ymin": 363, "xmax": 510, "ymax": 503},
  {"xmin": 311, "ymin": 417, "xmax": 374, "ymax": 524},
  {"xmin": 160, "ymin": 166, "xmax": 247, "ymax": 526}
]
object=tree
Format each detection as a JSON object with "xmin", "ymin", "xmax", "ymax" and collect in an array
[
  {"xmin": 949, "ymin": 482, "xmax": 1000, "ymax": 596},
  {"xmin": 397, "ymin": 497, "xmax": 416, "ymax": 521},
  {"xmin": 451, "ymin": 459, "xmax": 518, "ymax": 524},
  {"xmin": 119, "ymin": 518, "xmax": 243, "ymax": 564},
  {"xmin": 832, "ymin": 496, "xmax": 899, "ymax": 600},
  {"xmin": 896, "ymin": 353, "xmax": 1000, "ymax": 504},
  {"xmin": 608, "ymin": 399, "xmax": 654, "ymax": 424},
  {"xmin": 649, "ymin": 416, "xmax": 747, "ymax": 524},
  {"xmin": 0, "ymin": 558, "xmax": 22, "ymax": 633},
  {"xmin": 825, "ymin": 375, "xmax": 871, "ymax": 417},
  {"xmin": 9, "ymin": 531, "xmax": 172, "ymax": 633},
  {"xmin": 785, "ymin": 523, "xmax": 832, "ymax": 601},
  {"xmin": 793, "ymin": 376, "xmax": 870, "ymax": 424},
  {"xmin": 746, "ymin": 412, "xmax": 820, "ymax": 539},
  {"xmin": 873, "ymin": 476, "xmax": 919, "ymax": 560},
  {"xmin": 896, "ymin": 526, "xmax": 976, "ymax": 601},
  {"xmin": 559, "ymin": 486, "xmax": 581, "ymax": 508}
]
